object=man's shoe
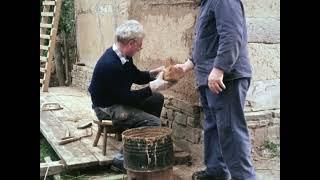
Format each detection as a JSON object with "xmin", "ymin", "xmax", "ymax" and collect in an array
[
  {"xmin": 110, "ymin": 158, "xmax": 126, "ymax": 174},
  {"xmin": 192, "ymin": 170, "xmax": 230, "ymax": 180}
]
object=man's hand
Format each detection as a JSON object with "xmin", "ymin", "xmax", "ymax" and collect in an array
[
  {"xmin": 149, "ymin": 66, "xmax": 165, "ymax": 79},
  {"xmin": 174, "ymin": 58, "xmax": 194, "ymax": 74},
  {"xmin": 150, "ymin": 72, "xmax": 175, "ymax": 92},
  {"xmin": 208, "ymin": 67, "xmax": 226, "ymax": 94}
]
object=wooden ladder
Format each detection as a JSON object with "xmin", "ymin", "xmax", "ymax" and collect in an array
[{"xmin": 40, "ymin": 0, "xmax": 62, "ymax": 92}]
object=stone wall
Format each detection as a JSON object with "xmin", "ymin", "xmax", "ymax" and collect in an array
[
  {"xmin": 159, "ymin": 96, "xmax": 279, "ymax": 153},
  {"xmin": 246, "ymin": 110, "xmax": 280, "ymax": 147},
  {"xmin": 71, "ymin": 64, "xmax": 92, "ymax": 93}
]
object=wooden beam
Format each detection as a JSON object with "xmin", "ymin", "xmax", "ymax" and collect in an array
[
  {"xmin": 40, "ymin": 67, "xmax": 46, "ymax": 73},
  {"xmin": 43, "ymin": 1, "xmax": 56, "ymax": 6},
  {"xmin": 93, "ymin": 119, "xmax": 113, "ymax": 126},
  {"xmin": 40, "ymin": 160, "xmax": 64, "ymax": 177},
  {"xmin": 40, "ymin": 56, "xmax": 47, "ymax": 62},
  {"xmin": 40, "ymin": 34, "xmax": 51, "ymax": 39},
  {"xmin": 40, "ymin": 23, "xmax": 53, "ymax": 28},
  {"xmin": 104, "ymin": 174, "xmax": 128, "ymax": 179},
  {"xmin": 44, "ymin": 157, "xmax": 62, "ymax": 180},
  {"xmin": 41, "ymin": 12, "xmax": 54, "ymax": 17},
  {"xmin": 40, "ymin": 45, "xmax": 49, "ymax": 51}
]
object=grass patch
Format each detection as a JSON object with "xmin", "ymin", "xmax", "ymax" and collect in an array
[
  {"xmin": 40, "ymin": 132, "xmax": 60, "ymax": 162},
  {"xmin": 60, "ymin": 171, "xmax": 87, "ymax": 180},
  {"xmin": 263, "ymin": 139, "xmax": 280, "ymax": 158}
]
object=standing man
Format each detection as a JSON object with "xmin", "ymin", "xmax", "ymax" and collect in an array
[
  {"xmin": 88, "ymin": 20, "xmax": 174, "ymax": 173},
  {"xmin": 175, "ymin": 0, "xmax": 256, "ymax": 179}
]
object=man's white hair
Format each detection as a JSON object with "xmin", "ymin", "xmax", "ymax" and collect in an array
[{"xmin": 115, "ymin": 20, "xmax": 145, "ymax": 43}]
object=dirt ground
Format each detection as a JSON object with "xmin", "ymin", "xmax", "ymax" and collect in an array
[{"xmin": 172, "ymin": 145, "xmax": 280, "ymax": 180}]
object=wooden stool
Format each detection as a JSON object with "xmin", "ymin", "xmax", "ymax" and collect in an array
[{"xmin": 92, "ymin": 119, "xmax": 121, "ymax": 156}]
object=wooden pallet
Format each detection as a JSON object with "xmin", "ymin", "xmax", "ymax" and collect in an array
[{"xmin": 40, "ymin": 0, "xmax": 62, "ymax": 92}]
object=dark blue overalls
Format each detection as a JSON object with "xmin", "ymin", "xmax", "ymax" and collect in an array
[{"xmin": 191, "ymin": 0, "xmax": 256, "ymax": 179}]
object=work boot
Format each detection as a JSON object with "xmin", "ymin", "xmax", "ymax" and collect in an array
[
  {"xmin": 192, "ymin": 170, "xmax": 231, "ymax": 180},
  {"xmin": 110, "ymin": 157, "xmax": 126, "ymax": 174}
]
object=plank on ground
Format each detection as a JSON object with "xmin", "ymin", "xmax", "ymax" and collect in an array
[
  {"xmin": 46, "ymin": 92, "xmax": 120, "ymax": 165},
  {"xmin": 40, "ymin": 160, "xmax": 64, "ymax": 177},
  {"xmin": 40, "ymin": 110, "xmax": 99, "ymax": 170}
]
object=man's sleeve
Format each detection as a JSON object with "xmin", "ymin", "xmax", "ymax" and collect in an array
[
  {"xmin": 213, "ymin": 0, "xmax": 245, "ymax": 73},
  {"xmin": 105, "ymin": 65, "xmax": 152, "ymax": 106},
  {"xmin": 111, "ymin": 86, "xmax": 152, "ymax": 106},
  {"xmin": 132, "ymin": 64, "xmax": 153, "ymax": 84}
]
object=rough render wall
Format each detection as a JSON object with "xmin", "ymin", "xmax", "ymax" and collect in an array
[
  {"xmin": 127, "ymin": 0, "xmax": 200, "ymax": 104},
  {"xmin": 244, "ymin": 0, "xmax": 280, "ymax": 112},
  {"xmin": 112, "ymin": 0, "xmax": 129, "ymax": 28},
  {"xmin": 72, "ymin": 0, "xmax": 280, "ymax": 151},
  {"xmin": 75, "ymin": 0, "xmax": 116, "ymax": 68}
]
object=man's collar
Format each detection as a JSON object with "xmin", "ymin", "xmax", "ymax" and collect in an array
[{"xmin": 112, "ymin": 43, "xmax": 129, "ymax": 65}]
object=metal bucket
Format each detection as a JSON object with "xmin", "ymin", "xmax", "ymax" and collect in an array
[{"xmin": 122, "ymin": 127, "xmax": 174, "ymax": 172}]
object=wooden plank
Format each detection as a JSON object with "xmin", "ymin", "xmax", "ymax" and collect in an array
[
  {"xmin": 40, "ymin": 67, "xmax": 46, "ymax": 73},
  {"xmin": 40, "ymin": 23, "xmax": 53, "ymax": 28},
  {"xmin": 40, "ymin": 110, "xmax": 99, "ymax": 169},
  {"xmin": 41, "ymin": 12, "xmax": 54, "ymax": 17},
  {"xmin": 48, "ymin": 93, "xmax": 119, "ymax": 165},
  {"xmin": 48, "ymin": 88, "xmax": 99, "ymax": 123},
  {"xmin": 41, "ymin": 54, "xmax": 52, "ymax": 91},
  {"xmin": 40, "ymin": 56, "xmax": 47, "ymax": 62},
  {"xmin": 43, "ymin": 88, "xmax": 121, "ymax": 166},
  {"xmin": 40, "ymin": 34, "xmax": 51, "ymax": 39},
  {"xmin": 40, "ymin": 45, "xmax": 49, "ymax": 50},
  {"xmin": 43, "ymin": 1, "xmax": 56, "ymax": 6},
  {"xmin": 40, "ymin": 160, "xmax": 64, "ymax": 177},
  {"xmin": 40, "ymin": 87, "xmax": 95, "ymax": 117},
  {"xmin": 41, "ymin": 157, "xmax": 64, "ymax": 179},
  {"xmin": 105, "ymin": 174, "xmax": 128, "ymax": 180}
]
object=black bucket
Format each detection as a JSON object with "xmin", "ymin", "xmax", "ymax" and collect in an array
[{"xmin": 122, "ymin": 127, "xmax": 174, "ymax": 172}]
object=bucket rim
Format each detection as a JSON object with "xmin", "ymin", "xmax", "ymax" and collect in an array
[{"xmin": 122, "ymin": 126, "xmax": 172, "ymax": 141}]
